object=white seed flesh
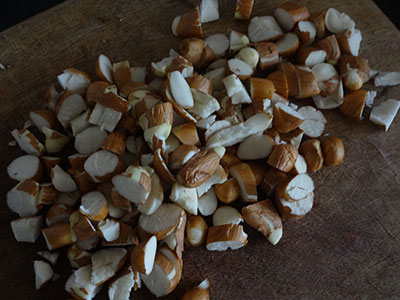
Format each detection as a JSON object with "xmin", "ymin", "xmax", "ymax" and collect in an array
[
  {"xmin": 313, "ymin": 80, "xmax": 344, "ymax": 110},
  {"xmin": 65, "ymin": 265, "xmax": 101, "ymax": 299},
  {"xmin": 189, "ymin": 88, "xmax": 220, "ymax": 119},
  {"xmin": 235, "ymin": 47, "xmax": 259, "ymax": 69},
  {"xmin": 169, "ymin": 71, "xmax": 194, "ymax": 108},
  {"xmin": 75, "ymin": 126, "xmax": 108, "ymax": 154},
  {"xmin": 196, "ymin": 165, "xmax": 227, "ymax": 197},
  {"xmin": 279, "ymin": 192, "xmax": 314, "ymax": 216},
  {"xmin": 375, "ymin": 72, "xmax": 400, "ymax": 87},
  {"xmin": 297, "ymin": 21, "xmax": 316, "ymax": 44},
  {"xmin": 298, "ymin": 106, "xmax": 327, "ymax": 138},
  {"xmin": 70, "ymin": 111, "xmax": 91, "ymax": 136},
  {"xmin": 137, "ymin": 172, "xmax": 164, "ymax": 215},
  {"xmin": 138, "ymin": 204, "xmax": 182, "ymax": 238},
  {"xmin": 370, "ymin": 99, "xmax": 400, "ymax": 131},
  {"xmin": 98, "ymin": 54, "xmax": 113, "ymax": 83},
  {"xmin": 7, "ymin": 155, "xmax": 41, "ymax": 181},
  {"xmin": 34, "ymin": 260, "xmax": 54, "ymax": 289},
  {"xmin": 204, "ymin": 34, "xmax": 229, "ymax": 57},
  {"xmin": 230, "ymin": 30, "xmax": 249, "ymax": 52},
  {"xmin": 111, "ymin": 166, "xmax": 151, "ymax": 204},
  {"xmin": 57, "ymin": 93, "xmax": 87, "ymax": 127},
  {"xmin": 237, "ymin": 134, "xmax": 275, "ymax": 160},
  {"xmin": 274, "ymin": 7, "xmax": 295, "ymax": 31},
  {"xmin": 305, "ymin": 50, "xmax": 327, "ymax": 67},
  {"xmin": 228, "ymin": 58, "xmax": 254, "ymax": 78},
  {"xmin": 108, "ymin": 267, "xmax": 136, "ymax": 300},
  {"xmin": 11, "ymin": 216, "xmax": 42, "ymax": 242},
  {"xmin": 170, "ymin": 183, "xmax": 198, "ymax": 215},
  {"xmin": 98, "ymin": 219, "xmax": 120, "ymax": 242},
  {"xmin": 198, "ymin": 188, "xmax": 218, "ymax": 216},
  {"xmin": 51, "ymin": 165, "xmax": 77, "ymax": 193},
  {"xmin": 276, "ymin": 33, "xmax": 299, "ymax": 56},
  {"xmin": 80, "ymin": 191, "xmax": 107, "ymax": 219},
  {"xmin": 285, "ymin": 174, "xmax": 314, "ymax": 201},
  {"xmin": 57, "ymin": 70, "xmax": 90, "ymax": 95},
  {"xmin": 325, "ymin": 8, "xmax": 356, "ymax": 34},
  {"xmin": 88, "ymin": 103, "xmax": 122, "ymax": 132},
  {"xmin": 248, "ymin": 16, "xmax": 283, "ymax": 42},
  {"xmin": 199, "ymin": 0, "xmax": 219, "ymax": 23},
  {"xmin": 213, "ymin": 206, "xmax": 243, "ymax": 226},
  {"xmin": 91, "ymin": 248, "xmax": 127, "ymax": 285},
  {"xmin": 223, "ymin": 74, "xmax": 251, "ymax": 104}
]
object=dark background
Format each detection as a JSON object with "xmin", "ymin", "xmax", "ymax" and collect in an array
[{"xmin": 0, "ymin": 0, "xmax": 399, "ymax": 32}]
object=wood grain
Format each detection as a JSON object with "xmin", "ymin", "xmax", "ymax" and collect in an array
[{"xmin": 1, "ymin": 0, "xmax": 400, "ymax": 299}]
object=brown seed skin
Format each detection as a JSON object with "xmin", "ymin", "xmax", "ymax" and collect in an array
[
  {"xmin": 180, "ymin": 38, "xmax": 205, "ymax": 67},
  {"xmin": 178, "ymin": 149, "xmax": 221, "ymax": 188},
  {"xmin": 299, "ymin": 139, "xmax": 323, "ymax": 173},
  {"xmin": 267, "ymin": 144, "xmax": 298, "ymax": 172},
  {"xmin": 321, "ymin": 137, "xmax": 345, "ymax": 166}
]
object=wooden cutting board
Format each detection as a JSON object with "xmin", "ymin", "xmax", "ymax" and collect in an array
[{"xmin": 1, "ymin": 0, "xmax": 400, "ymax": 299}]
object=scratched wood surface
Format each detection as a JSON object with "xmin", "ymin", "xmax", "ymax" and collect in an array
[{"xmin": 1, "ymin": 0, "xmax": 400, "ymax": 299}]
